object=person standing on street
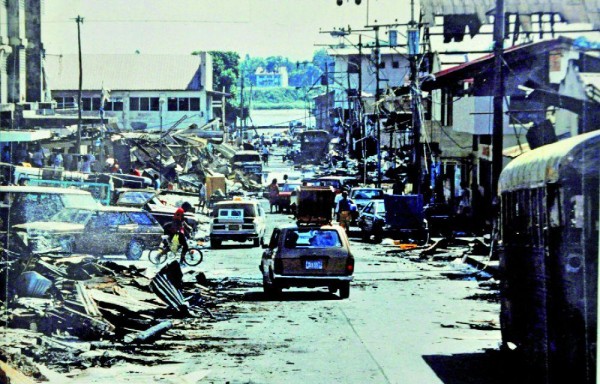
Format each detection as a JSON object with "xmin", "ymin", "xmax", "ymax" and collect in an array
[
  {"xmin": 198, "ymin": 181, "xmax": 207, "ymax": 214},
  {"xmin": 336, "ymin": 191, "xmax": 354, "ymax": 233},
  {"xmin": 268, "ymin": 178, "xmax": 279, "ymax": 213}
]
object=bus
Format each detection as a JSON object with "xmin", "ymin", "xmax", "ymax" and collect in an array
[{"xmin": 497, "ymin": 130, "xmax": 599, "ymax": 383}]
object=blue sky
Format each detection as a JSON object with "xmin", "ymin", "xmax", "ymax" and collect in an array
[{"xmin": 43, "ymin": 0, "xmax": 408, "ymax": 60}]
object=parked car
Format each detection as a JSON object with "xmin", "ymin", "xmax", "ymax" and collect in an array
[
  {"xmin": 316, "ymin": 176, "xmax": 359, "ymax": 194},
  {"xmin": 209, "ymin": 199, "xmax": 266, "ymax": 248},
  {"xmin": 259, "ymin": 224, "xmax": 354, "ymax": 298},
  {"xmin": 12, "ymin": 205, "xmax": 164, "ymax": 260},
  {"xmin": 357, "ymin": 195, "xmax": 429, "ymax": 244},
  {"xmin": 349, "ymin": 187, "xmax": 385, "ymax": 211},
  {"xmin": 113, "ymin": 188, "xmax": 198, "ymax": 232},
  {"xmin": 0, "ymin": 186, "xmax": 98, "ymax": 230},
  {"xmin": 276, "ymin": 181, "xmax": 302, "ymax": 213},
  {"xmin": 356, "ymin": 199, "xmax": 386, "ymax": 242},
  {"xmin": 230, "ymin": 150, "xmax": 263, "ymax": 182}
]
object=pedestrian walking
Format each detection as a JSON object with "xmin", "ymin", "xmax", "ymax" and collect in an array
[
  {"xmin": 198, "ymin": 181, "xmax": 207, "ymax": 214},
  {"xmin": 268, "ymin": 178, "xmax": 279, "ymax": 213},
  {"xmin": 261, "ymin": 146, "xmax": 270, "ymax": 166}
]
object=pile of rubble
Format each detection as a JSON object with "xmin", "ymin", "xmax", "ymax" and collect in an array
[{"xmin": 0, "ymin": 252, "xmax": 235, "ymax": 380}]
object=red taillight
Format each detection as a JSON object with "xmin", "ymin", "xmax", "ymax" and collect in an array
[{"xmin": 346, "ymin": 258, "xmax": 354, "ymax": 274}]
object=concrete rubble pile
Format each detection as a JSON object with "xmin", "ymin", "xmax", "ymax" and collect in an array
[{"xmin": 0, "ymin": 252, "xmax": 234, "ymax": 379}]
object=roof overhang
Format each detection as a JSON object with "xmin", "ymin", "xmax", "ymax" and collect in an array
[
  {"xmin": 0, "ymin": 130, "xmax": 53, "ymax": 142},
  {"xmin": 423, "ymin": 38, "xmax": 574, "ymax": 91}
]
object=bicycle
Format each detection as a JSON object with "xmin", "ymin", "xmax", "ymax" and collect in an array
[{"xmin": 148, "ymin": 235, "xmax": 204, "ymax": 266}]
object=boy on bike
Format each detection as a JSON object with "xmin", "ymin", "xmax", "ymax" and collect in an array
[{"xmin": 164, "ymin": 207, "xmax": 192, "ymax": 263}]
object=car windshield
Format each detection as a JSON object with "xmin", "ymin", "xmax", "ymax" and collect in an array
[
  {"xmin": 117, "ymin": 191, "xmax": 155, "ymax": 205},
  {"xmin": 50, "ymin": 208, "xmax": 94, "ymax": 224},
  {"xmin": 213, "ymin": 203, "xmax": 257, "ymax": 217},
  {"xmin": 284, "ymin": 229, "xmax": 342, "ymax": 249},
  {"xmin": 128, "ymin": 211, "xmax": 159, "ymax": 225},
  {"xmin": 351, "ymin": 189, "xmax": 384, "ymax": 199}
]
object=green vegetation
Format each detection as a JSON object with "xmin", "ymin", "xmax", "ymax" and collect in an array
[
  {"xmin": 246, "ymin": 87, "xmax": 324, "ymax": 109},
  {"xmin": 194, "ymin": 49, "xmax": 333, "ymax": 113}
]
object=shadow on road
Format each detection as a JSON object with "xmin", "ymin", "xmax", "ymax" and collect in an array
[
  {"xmin": 242, "ymin": 290, "xmax": 340, "ymax": 302},
  {"xmin": 423, "ymin": 350, "xmax": 527, "ymax": 384}
]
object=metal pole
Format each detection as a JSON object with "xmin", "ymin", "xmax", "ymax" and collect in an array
[
  {"xmin": 358, "ymin": 35, "xmax": 365, "ymax": 185},
  {"xmin": 375, "ymin": 26, "xmax": 381, "ymax": 188},
  {"xmin": 492, "ymin": 0, "xmax": 505, "ymax": 197},
  {"xmin": 75, "ymin": 16, "xmax": 84, "ymax": 158},
  {"xmin": 159, "ymin": 100, "xmax": 163, "ymax": 178},
  {"xmin": 409, "ymin": 3, "xmax": 421, "ymax": 195}
]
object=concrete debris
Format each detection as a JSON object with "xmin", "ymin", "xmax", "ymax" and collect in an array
[{"xmin": 0, "ymin": 250, "xmax": 232, "ymax": 379}]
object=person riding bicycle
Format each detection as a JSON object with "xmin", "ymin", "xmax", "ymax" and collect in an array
[{"xmin": 164, "ymin": 207, "xmax": 192, "ymax": 263}]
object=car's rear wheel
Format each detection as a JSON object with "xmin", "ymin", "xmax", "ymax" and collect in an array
[
  {"xmin": 263, "ymin": 276, "xmax": 281, "ymax": 296},
  {"xmin": 253, "ymin": 237, "xmax": 260, "ymax": 247},
  {"xmin": 328, "ymin": 285, "xmax": 338, "ymax": 294},
  {"xmin": 126, "ymin": 239, "xmax": 145, "ymax": 260},
  {"xmin": 211, "ymin": 238, "xmax": 222, "ymax": 248},
  {"xmin": 339, "ymin": 282, "xmax": 350, "ymax": 299}
]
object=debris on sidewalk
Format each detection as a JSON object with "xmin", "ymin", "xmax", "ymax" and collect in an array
[{"xmin": 0, "ymin": 250, "xmax": 234, "ymax": 380}]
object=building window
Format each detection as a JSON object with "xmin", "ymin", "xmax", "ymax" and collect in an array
[
  {"xmin": 392, "ymin": 61, "xmax": 400, "ymax": 69},
  {"xmin": 168, "ymin": 97, "xmax": 178, "ymax": 111},
  {"xmin": 130, "ymin": 97, "xmax": 140, "ymax": 111},
  {"xmin": 167, "ymin": 97, "xmax": 201, "ymax": 111},
  {"xmin": 379, "ymin": 61, "xmax": 386, "ymax": 69},
  {"xmin": 81, "ymin": 97, "xmax": 101, "ymax": 111},
  {"xmin": 54, "ymin": 96, "xmax": 76, "ymax": 109},
  {"xmin": 178, "ymin": 98, "xmax": 189, "ymax": 111},
  {"xmin": 190, "ymin": 98, "xmax": 200, "ymax": 111},
  {"xmin": 130, "ymin": 97, "xmax": 160, "ymax": 111},
  {"xmin": 105, "ymin": 98, "xmax": 124, "ymax": 111}
]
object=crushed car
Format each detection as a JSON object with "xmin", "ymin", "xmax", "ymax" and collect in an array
[{"xmin": 12, "ymin": 205, "xmax": 164, "ymax": 260}]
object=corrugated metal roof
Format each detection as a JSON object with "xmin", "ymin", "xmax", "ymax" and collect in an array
[
  {"xmin": 421, "ymin": 0, "xmax": 600, "ymax": 29},
  {"xmin": 498, "ymin": 130, "xmax": 600, "ymax": 192},
  {"xmin": 45, "ymin": 54, "xmax": 203, "ymax": 91}
]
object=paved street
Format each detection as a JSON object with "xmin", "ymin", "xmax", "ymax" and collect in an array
[{"xmin": 39, "ymin": 154, "xmax": 516, "ymax": 384}]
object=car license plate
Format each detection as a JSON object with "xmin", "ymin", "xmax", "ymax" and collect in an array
[
  {"xmin": 229, "ymin": 224, "xmax": 240, "ymax": 230},
  {"xmin": 305, "ymin": 260, "xmax": 323, "ymax": 270}
]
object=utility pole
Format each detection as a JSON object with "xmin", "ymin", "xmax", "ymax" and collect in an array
[
  {"xmin": 408, "ymin": 0, "xmax": 421, "ymax": 195},
  {"xmin": 375, "ymin": 26, "xmax": 381, "ymax": 188},
  {"xmin": 492, "ymin": 0, "xmax": 505, "ymax": 197},
  {"xmin": 75, "ymin": 15, "xmax": 84, "ymax": 157},
  {"xmin": 358, "ymin": 34, "xmax": 365, "ymax": 185},
  {"xmin": 240, "ymin": 73, "xmax": 245, "ymax": 141}
]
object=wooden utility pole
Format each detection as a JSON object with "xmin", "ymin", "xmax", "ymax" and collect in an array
[
  {"xmin": 75, "ymin": 16, "xmax": 84, "ymax": 156},
  {"xmin": 409, "ymin": 0, "xmax": 421, "ymax": 195},
  {"xmin": 492, "ymin": 0, "xmax": 505, "ymax": 196},
  {"xmin": 375, "ymin": 26, "xmax": 381, "ymax": 188}
]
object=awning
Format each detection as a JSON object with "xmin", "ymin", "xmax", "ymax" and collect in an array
[{"xmin": 0, "ymin": 129, "xmax": 53, "ymax": 142}]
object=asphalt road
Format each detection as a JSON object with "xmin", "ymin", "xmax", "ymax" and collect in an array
[{"xmin": 42, "ymin": 151, "xmax": 520, "ymax": 384}]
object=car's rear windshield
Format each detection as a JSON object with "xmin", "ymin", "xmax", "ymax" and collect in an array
[
  {"xmin": 232, "ymin": 154, "xmax": 261, "ymax": 162},
  {"xmin": 117, "ymin": 191, "xmax": 155, "ymax": 205},
  {"xmin": 351, "ymin": 189, "xmax": 384, "ymax": 199},
  {"xmin": 213, "ymin": 203, "xmax": 257, "ymax": 217},
  {"xmin": 284, "ymin": 229, "xmax": 342, "ymax": 248},
  {"xmin": 128, "ymin": 211, "xmax": 159, "ymax": 225}
]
